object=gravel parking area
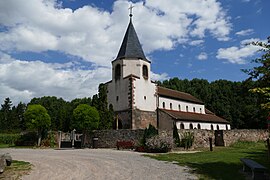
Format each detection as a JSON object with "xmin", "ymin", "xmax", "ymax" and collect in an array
[{"xmin": 0, "ymin": 148, "xmax": 198, "ymax": 180}]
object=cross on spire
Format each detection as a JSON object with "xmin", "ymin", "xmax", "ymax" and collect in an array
[{"xmin": 128, "ymin": 4, "xmax": 134, "ymax": 19}]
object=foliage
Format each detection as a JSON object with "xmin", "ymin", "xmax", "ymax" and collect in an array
[
  {"xmin": 180, "ymin": 132, "xmax": 194, "ymax": 149},
  {"xmin": 92, "ymin": 84, "xmax": 114, "ymax": 130},
  {"xmin": 243, "ymin": 37, "xmax": 270, "ymax": 110},
  {"xmin": 15, "ymin": 132, "xmax": 37, "ymax": 146},
  {"xmin": 41, "ymin": 131, "xmax": 56, "ymax": 148},
  {"xmin": 173, "ymin": 124, "xmax": 180, "ymax": 147},
  {"xmin": 24, "ymin": 104, "xmax": 51, "ymax": 146},
  {"xmin": 141, "ymin": 124, "xmax": 158, "ymax": 146},
  {"xmin": 24, "ymin": 105, "xmax": 51, "ymax": 132},
  {"xmin": 29, "ymin": 96, "xmax": 73, "ymax": 131},
  {"xmin": 145, "ymin": 134, "xmax": 173, "ymax": 153},
  {"xmin": 71, "ymin": 104, "xmax": 100, "ymax": 132},
  {"xmin": 0, "ymin": 134, "xmax": 21, "ymax": 145},
  {"xmin": 148, "ymin": 141, "xmax": 268, "ymax": 180}
]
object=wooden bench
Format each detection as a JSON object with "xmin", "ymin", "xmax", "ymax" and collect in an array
[
  {"xmin": 116, "ymin": 141, "xmax": 134, "ymax": 150},
  {"xmin": 240, "ymin": 158, "xmax": 267, "ymax": 180}
]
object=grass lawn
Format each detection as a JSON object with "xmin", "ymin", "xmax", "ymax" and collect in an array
[
  {"xmin": 147, "ymin": 141, "xmax": 269, "ymax": 180},
  {"xmin": 0, "ymin": 160, "xmax": 32, "ymax": 179}
]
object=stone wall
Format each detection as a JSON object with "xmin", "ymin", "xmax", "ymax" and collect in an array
[
  {"xmin": 178, "ymin": 129, "xmax": 269, "ymax": 148},
  {"xmin": 224, "ymin": 129, "xmax": 269, "ymax": 146},
  {"xmin": 85, "ymin": 129, "xmax": 144, "ymax": 148},
  {"xmin": 132, "ymin": 109, "xmax": 157, "ymax": 129},
  {"xmin": 82, "ymin": 129, "xmax": 268, "ymax": 149}
]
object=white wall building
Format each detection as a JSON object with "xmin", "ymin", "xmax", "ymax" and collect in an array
[{"xmin": 105, "ymin": 12, "xmax": 230, "ymax": 130}]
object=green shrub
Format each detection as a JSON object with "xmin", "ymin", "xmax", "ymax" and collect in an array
[
  {"xmin": 141, "ymin": 124, "xmax": 158, "ymax": 146},
  {"xmin": 40, "ymin": 131, "xmax": 56, "ymax": 148},
  {"xmin": 0, "ymin": 134, "xmax": 21, "ymax": 145},
  {"xmin": 145, "ymin": 134, "xmax": 173, "ymax": 153},
  {"xmin": 15, "ymin": 132, "xmax": 37, "ymax": 146},
  {"xmin": 180, "ymin": 132, "xmax": 194, "ymax": 149},
  {"xmin": 173, "ymin": 124, "xmax": 180, "ymax": 147}
]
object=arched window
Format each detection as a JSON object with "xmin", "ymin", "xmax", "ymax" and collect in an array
[
  {"xmin": 180, "ymin": 123, "xmax": 185, "ymax": 129},
  {"xmin": 170, "ymin": 103, "xmax": 172, "ymax": 110},
  {"xmin": 211, "ymin": 124, "xmax": 214, "ymax": 130},
  {"xmin": 189, "ymin": 123, "xmax": 193, "ymax": 129},
  {"xmin": 197, "ymin": 124, "xmax": 201, "ymax": 129},
  {"xmin": 142, "ymin": 65, "xmax": 148, "ymax": 79},
  {"xmin": 162, "ymin": 102, "xmax": 165, "ymax": 109},
  {"xmin": 200, "ymin": 108, "xmax": 202, "ymax": 113},
  {"xmin": 186, "ymin": 106, "xmax": 188, "ymax": 112},
  {"xmin": 193, "ymin": 107, "xmax": 196, "ymax": 112},
  {"xmin": 217, "ymin": 125, "xmax": 219, "ymax": 130},
  {"xmin": 226, "ymin": 125, "xmax": 228, "ymax": 130},
  {"xmin": 115, "ymin": 64, "xmax": 121, "ymax": 81},
  {"xmin": 178, "ymin": 105, "xmax": 181, "ymax": 111}
]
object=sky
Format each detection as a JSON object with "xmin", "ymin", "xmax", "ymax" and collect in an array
[{"xmin": 0, "ymin": 0, "xmax": 269, "ymax": 105}]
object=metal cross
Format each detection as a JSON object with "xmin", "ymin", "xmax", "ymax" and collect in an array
[{"xmin": 128, "ymin": 4, "xmax": 134, "ymax": 17}]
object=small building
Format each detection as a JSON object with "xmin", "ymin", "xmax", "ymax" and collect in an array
[{"xmin": 105, "ymin": 11, "xmax": 230, "ymax": 131}]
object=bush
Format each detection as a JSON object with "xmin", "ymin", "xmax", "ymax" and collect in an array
[
  {"xmin": 180, "ymin": 132, "xmax": 194, "ymax": 149},
  {"xmin": 15, "ymin": 132, "xmax": 37, "ymax": 146},
  {"xmin": 145, "ymin": 134, "xmax": 173, "ymax": 153},
  {"xmin": 141, "ymin": 124, "xmax": 158, "ymax": 146},
  {"xmin": 40, "ymin": 131, "xmax": 56, "ymax": 148},
  {"xmin": 173, "ymin": 124, "xmax": 180, "ymax": 147},
  {"xmin": 0, "ymin": 134, "xmax": 21, "ymax": 145}
]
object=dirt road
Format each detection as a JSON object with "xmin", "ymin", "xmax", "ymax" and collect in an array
[{"xmin": 0, "ymin": 148, "xmax": 198, "ymax": 180}]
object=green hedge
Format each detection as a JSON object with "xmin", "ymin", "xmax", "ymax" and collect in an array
[{"xmin": 0, "ymin": 134, "xmax": 21, "ymax": 145}]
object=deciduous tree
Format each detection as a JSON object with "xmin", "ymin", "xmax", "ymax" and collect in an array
[{"xmin": 24, "ymin": 104, "xmax": 51, "ymax": 146}]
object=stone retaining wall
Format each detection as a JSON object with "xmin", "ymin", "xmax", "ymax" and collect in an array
[
  {"xmin": 82, "ymin": 129, "xmax": 268, "ymax": 149},
  {"xmin": 178, "ymin": 129, "xmax": 269, "ymax": 148},
  {"xmin": 85, "ymin": 129, "xmax": 144, "ymax": 148}
]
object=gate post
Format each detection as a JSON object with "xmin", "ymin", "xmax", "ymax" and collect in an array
[{"xmin": 58, "ymin": 131, "xmax": 62, "ymax": 149}]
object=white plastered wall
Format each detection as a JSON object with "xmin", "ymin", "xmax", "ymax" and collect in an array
[
  {"xmin": 107, "ymin": 78, "xmax": 130, "ymax": 111},
  {"xmin": 158, "ymin": 97, "xmax": 205, "ymax": 114},
  {"xmin": 176, "ymin": 121, "xmax": 231, "ymax": 130},
  {"xmin": 134, "ymin": 78, "xmax": 156, "ymax": 111}
]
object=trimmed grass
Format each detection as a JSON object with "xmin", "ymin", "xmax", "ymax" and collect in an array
[
  {"xmin": 0, "ymin": 160, "xmax": 32, "ymax": 179},
  {"xmin": 147, "ymin": 141, "xmax": 269, "ymax": 180}
]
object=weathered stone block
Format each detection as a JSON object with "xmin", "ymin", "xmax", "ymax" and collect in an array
[{"xmin": 0, "ymin": 155, "xmax": 6, "ymax": 174}]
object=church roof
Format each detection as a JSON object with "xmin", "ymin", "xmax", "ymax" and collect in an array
[
  {"xmin": 157, "ymin": 86, "xmax": 204, "ymax": 104},
  {"xmin": 160, "ymin": 109, "xmax": 229, "ymax": 124},
  {"xmin": 115, "ymin": 19, "xmax": 148, "ymax": 62}
]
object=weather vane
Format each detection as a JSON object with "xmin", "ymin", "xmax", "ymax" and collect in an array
[{"xmin": 128, "ymin": 4, "xmax": 134, "ymax": 18}]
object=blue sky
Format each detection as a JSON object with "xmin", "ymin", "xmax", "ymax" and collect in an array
[{"xmin": 0, "ymin": 0, "xmax": 269, "ymax": 105}]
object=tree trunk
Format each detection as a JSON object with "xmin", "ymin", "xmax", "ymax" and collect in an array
[{"xmin": 37, "ymin": 132, "xmax": 42, "ymax": 147}]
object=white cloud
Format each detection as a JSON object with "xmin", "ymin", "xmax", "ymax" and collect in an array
[
  {"xmin": 0, "ymin": 0, "xmax": 232, "ymax": 104},
  {"xmin": 151, "ymin": 72, "xmax": 169, "ymax": 81},
  {"xmin": 189, "ymin": 40, "xmax": 204, "ymax": 46},
  {"xmin": 197, "ymin": 52, "xmax": 208, "ymax": 60},
  {"xmin": 216, "ymin": 38, "xmax": 262, "ymax": 64},
  {"xmin": 0, "ymin": 53, "xmax": 111, "ymax": 104},
  {"xmin": 0, "ymin": 0, "xmax": 231, "ymax": 66},
  {"xmin": 0, "ymin": 52, "xmax": 167, "ymax": 104},
  {"xmin": 236, "ymin": 29, "xmax": 254, "ymax": 36}
]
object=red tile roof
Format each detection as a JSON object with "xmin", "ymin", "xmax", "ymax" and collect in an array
[
  {"xmin": 157, "ymin": 86, "xmax": 204, "ymax": 104},
  {"xmin": 160, "ymin": 109, "xmax": 229, "ymax": 124}
]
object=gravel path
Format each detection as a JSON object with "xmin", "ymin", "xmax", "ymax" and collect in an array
[{"xmin": 0, "ymin": 148, "xmax": 198, "ymax": 180}]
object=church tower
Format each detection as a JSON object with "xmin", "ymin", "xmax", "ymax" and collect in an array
[{"xmin": 106, "ymin": 7, "xmax": 157, "ymax": 129}]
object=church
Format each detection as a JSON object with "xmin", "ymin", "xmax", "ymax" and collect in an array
[{"xmin": 105, "ymin": 10, "xmax": 230, "ymax": 131}]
